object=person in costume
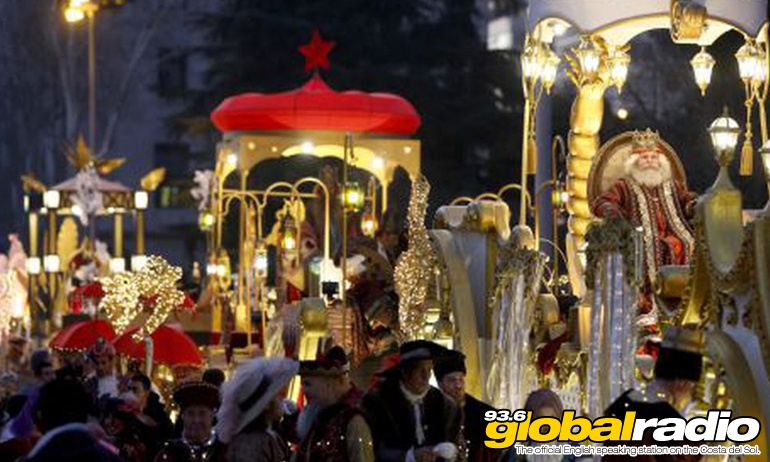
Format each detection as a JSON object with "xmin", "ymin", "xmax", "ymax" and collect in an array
[
  {"xmin": 603, "ymin": 327, "xmax": 704, "ymax": 461},
  {"xmin": 361, "ymin": 340, "xmax": 461, "ymax": 462},
  {"xmin": 434, "ymin": 350, "xmax": 501, "ymax": 462},
  {"xmin": 154, "ymin": 381, "xmax": 226, "ymax": 462},
  {"xmin": 591, "ymin": 129, "xmax": 697, "ymax": 316},
  {"xmin": 84, "ymin": 339, "xmax": 120, "ymax": 403},
  {"xmin": 216, "ymin": 357, "xmax": 297, "ymax": 462},
  {"xmin": 296, "ymin": 346, "xmax": 374, "ymax": 462}
]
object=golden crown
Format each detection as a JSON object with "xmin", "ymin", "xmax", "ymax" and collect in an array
[{"xmin": 631, "ymin": 128, "xmax": 661, "ymax": 151}]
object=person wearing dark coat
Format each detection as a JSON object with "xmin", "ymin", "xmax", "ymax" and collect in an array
[
  {"xmin": 361, "ymin": 340, "xmax": 461, "ymax": 462},
  {"xmin": 603, "ymin": 327, "xmax": 704, "ymax": 462},
  {"xmin": 154, "ymin": 381, "xmax": 227, "ymax": 462},
  {"xmin": 434, "ymin": 350, "xmax": 502, "ymax": 462}
]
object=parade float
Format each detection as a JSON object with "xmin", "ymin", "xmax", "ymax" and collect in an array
[
  {"xmin": 393, "ymin": 0, "xmax": 770, "ymax": 458},
  {"xmin": 192, "ymin": 6, "xmax": 770, "ymax": 449},
  {"xmin": 196, "ymin": 31, "xmax": 424, "ymax": 383}
]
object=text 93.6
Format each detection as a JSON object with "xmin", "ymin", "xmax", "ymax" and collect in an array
[{"xmin": 484, "ymin": 409, "xmax": 528, "ymax": 423}]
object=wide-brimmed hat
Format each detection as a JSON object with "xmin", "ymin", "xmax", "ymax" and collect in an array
[
  {"xmin": 433, "ymin": 349, "xmax": 466, "ymax": 382},
  {"xmin": 173, "ymin": 381, "xmax": 220, "ymax": 410},
  {"xmin": 216, "ymin": 357, "xmax": 298, "ymax": 443},
  {"xmin": 299, "ymin": 346, "xmax": 349, "ymax": 377},
  {"xmin": 375, "ymin": 340, "xmax": 448, "ymax": 377}
]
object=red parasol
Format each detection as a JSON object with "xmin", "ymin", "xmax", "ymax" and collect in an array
[
  {"xmin": 112, "ymin": 324, "xmax": 202, "ymax": 366},
  {"xmin": 49, "ymin": 320, "xmax": 115, "ymax": 351}
]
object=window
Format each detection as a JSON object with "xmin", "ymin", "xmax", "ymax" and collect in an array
[{"xmin": 157, "ymin": 48, "xmax": 188, "ymax": 98}]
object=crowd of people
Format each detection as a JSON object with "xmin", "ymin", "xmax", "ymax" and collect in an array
[{"xmin": 0, "ymin": 328, "xmax": 707, "ymax": 462}]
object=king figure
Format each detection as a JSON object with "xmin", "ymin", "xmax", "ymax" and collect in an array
[{"xmin": 591, "ymin": 129, "xmax": 698, "ymax": 317}]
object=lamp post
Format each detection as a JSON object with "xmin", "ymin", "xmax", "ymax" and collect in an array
[
  {"xmin": 708, "ymin": 107, "xmax": 741, "ymax": 188},
  {"xmin": 64, "ymin": 0, "xmax": 100, "ymax": 154},
  {"xmin": 519, "ymin": 34, "xmax": 561, "ymax": 233}
]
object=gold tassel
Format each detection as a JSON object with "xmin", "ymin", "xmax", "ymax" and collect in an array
[
  {"xmin": 527, "ymin": 136, "xmax": 538, "ymax": 175},
  {"xmin": 740, "ymin": 140, "xmax": 753, "ymax": 176}
]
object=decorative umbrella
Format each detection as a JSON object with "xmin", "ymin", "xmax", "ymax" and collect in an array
[
  {"xmin": 49, "ymin": 319, "xmax": 115, "ymax": 351},
  {"xmin": 112, "ymin": 324, "xmax": 202, "ymax": 366}
]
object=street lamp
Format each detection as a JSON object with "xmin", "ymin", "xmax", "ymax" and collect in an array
[
  {"xmin": 736, "ymin": 41, "xmax": 763, "ymax": 84},
  {"xmin": 708, "ymin": 108, "xmax": 741, "ymax": 185},
  {"xmin": 540, "ymin": 48, "xmax": 561, "ymax": 94},
  {"xmin": 133, "ymin": 191, "xmax": 149, "ymax": 210},
  {"xmin": 63, "ymin": 0, "xmax": 100, "ymax": 154},
  {"xmin": 574, "ymin": 36, "xmax": 601, "ymax": 78},
  {"xmin": 691, "ymin": 47, "xmax": 715, "ymax": 96},
  {"xmin": 521, "ymin": 38, "xmax": 541, "ymax": 82}
]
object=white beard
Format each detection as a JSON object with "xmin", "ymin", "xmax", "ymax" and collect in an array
[{"xmin": 625, "ymin": 155, "xmax": 672, "ymax": 188}]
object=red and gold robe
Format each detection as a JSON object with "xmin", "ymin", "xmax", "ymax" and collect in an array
[{"xmin": 592, "ymin": 178, "xmax": 697, "ymax": 309}]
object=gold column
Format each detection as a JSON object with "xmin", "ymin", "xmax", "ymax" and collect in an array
[
  {"xmin": 565, "ymin": 35, "xmax": 609, "ymax": 294},
  {"xmin": 342, "ymin": 133, "xmax": 351, "ymax": 347},
  {"xmin": 236, "ymin": 171, "xmax": 250, "ymax": 338},
  {"xmin": 114, "ymin": 213, "xmax": 124, "ymax": 258},
  {"xmin": 135, "ymin": 210, "xmax": 145, "ymax": 255},
  {"xmin": 47, "ymin": 209, "xmax": 58, "ymax": 328},
  {"xmin": 28, "ymin": 211, "xmax": 39, "ymax": 333}
]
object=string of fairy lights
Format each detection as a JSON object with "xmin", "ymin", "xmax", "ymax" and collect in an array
[{"xmin": 100, "ymin": 255, "xmax": 184, "ymax": 341}]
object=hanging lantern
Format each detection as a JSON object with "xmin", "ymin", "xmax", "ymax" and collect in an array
[
  {"xmin": 254, "ymin": 243, "xmax": 268, "ymax": 278},
  {"xmin": 198, "ymin": 211, "xmax": 215, "ymax": 231},
  {"xmin": 573, "ymin": 36, "xmax": 601, "ymax": 78},
  {"xmin": 690, "ymin": 47, "xmax": 715, "ymax": 96},
  {"xmin": 280, "ymin": 212, "xmax": 298, "ymax": 253},
  {"xmin": 540, "ymin": 47, "xmax": 561, "ymax": 94},
  {"xmin": 736, "ymin": 41, "xmax": 762, "ymax": 84},
  {"xmin": 608, "ymin": 48, "xmax": 631, "ymax": 93},
  {"xmin": 342, "ymin": 182, "xmax": 364, "ymax": 212},
  {"xmin": 521, "ymin": 37, "xmax": 541, "ymax": 82},
  {"xmin": 754, "ymin": 48, "xmax": 767, "ymax": 85},
  {"xmin": 361, "ymin": 210, "xmax": 378, "ymax": 237}
]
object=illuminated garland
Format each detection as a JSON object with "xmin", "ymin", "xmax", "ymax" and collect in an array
[
  {"xmin": 100, "ymin": 255, "xmax": 184, "ymax": 341},
  {"xmin": 394, "ymin": 175, "xmax": 438, "ymax": 340}
]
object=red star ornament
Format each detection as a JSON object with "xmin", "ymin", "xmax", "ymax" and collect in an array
[{"xmin": 299, "ymin": 30, "xmax": 335, "ymax": 72}]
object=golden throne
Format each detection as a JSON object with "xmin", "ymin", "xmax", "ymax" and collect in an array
[{"xmin": 587, "ymin": 131, "xmax": 691, "ymax": 303}]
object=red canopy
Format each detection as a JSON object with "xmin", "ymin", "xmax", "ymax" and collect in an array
[
  {"xmin": 211, "ymin": 74, "xmax": 421, "ymax": 135},
  {"xmin": 112, "ymin": 324, "xmax": 202, "ymax": 366},
  {"xmin": 49, "ymin": 320, "xmax": 115, "ymax": 351}
]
